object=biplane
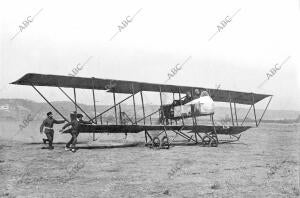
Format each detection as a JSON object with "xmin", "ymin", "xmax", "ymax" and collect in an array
[{"xmin": 12, "ymin": 73, "xmax": 273, "ymax": 148}]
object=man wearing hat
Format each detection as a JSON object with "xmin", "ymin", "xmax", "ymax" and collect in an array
[
  {"xmin": 40, "ymin": 111, "xmax": 66, "ymax": 149},
  {"xmin": 61, "ymin": 113, "xmax": 92, "ymax": 152}
]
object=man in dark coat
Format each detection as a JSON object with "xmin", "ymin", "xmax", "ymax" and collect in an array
[
  {"xmin": 182, "ymin": 91, "xmax": 192, "ymax": 104},
  {"xmin": 40, "ymin": 112, "xmax": 65, "ymax": 149},
  {"xmin": 193, "ymin": 89, "xmax": 201, "ymax": 99},
  {"xmin": 61, "ymin": 113, "xmax": 92, "ymax": 152}
]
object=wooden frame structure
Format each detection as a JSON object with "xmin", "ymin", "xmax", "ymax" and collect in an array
[{"xmin": 12, "ymin": 73, "xmax": 273, "ymax": 148}]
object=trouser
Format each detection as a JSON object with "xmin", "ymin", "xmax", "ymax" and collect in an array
[
  {"xmin": 45, "ymin": 130, "xmax": 54, "ymax": 147},
  {"xmin": 66, "ymin": 132, "xmax": 78, "ymax": 148}
]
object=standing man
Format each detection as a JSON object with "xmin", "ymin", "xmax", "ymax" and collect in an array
[
  {"xmin": 61, "ymin": 113, "xmax": 92, "ymax": 152},
  {"xmin": 40, "ymin": 112, "xmax": 66, "ymax": 149}
]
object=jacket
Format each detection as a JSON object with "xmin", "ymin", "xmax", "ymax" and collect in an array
[
  {"xmin": 62, "ymin": 119, "xmax": 92, "ymax": 134},
  {"xmin": 40, "ymin": 117, "xmax": 65, "ymax": 133}
]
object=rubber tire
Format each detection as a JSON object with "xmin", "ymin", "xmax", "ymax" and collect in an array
[
  {"xmin": 202, "ymin": 135, "xmax": 210, "ymax": 146},
  {"xmin": 161, "ymin": 136, "xmax": 169, "ymax": 149},
  {"xmin": 152, "ymin": 137, "xmax": 160, "ymax": 148}
]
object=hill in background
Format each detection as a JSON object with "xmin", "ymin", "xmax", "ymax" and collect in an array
[{"xmin": 0, "ymin": 99, "xmax": 299, "ymax": 124}]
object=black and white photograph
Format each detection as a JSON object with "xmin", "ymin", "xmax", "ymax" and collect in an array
[{"xmin": 0, "ymin": 0, "xmax": 299, "ymax": 197}]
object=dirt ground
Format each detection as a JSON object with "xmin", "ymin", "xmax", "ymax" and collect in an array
[{"xmin": 0, "ymin": 122, "xmax": 299, "ymax": 198}]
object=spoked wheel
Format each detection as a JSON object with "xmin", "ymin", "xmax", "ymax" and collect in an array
[
  {"xmin": 152, "ymin": 137, "xmax": 160, "ymax": 148},
  {"xmin": 161, "ymin": 136, "xmax": 170, "ymax": 149},
  {"xmin": 202, "ymin": 135, "xmax": 211, "ymax": 146},
  {"xmin": 202, "ymin": 134, "xmax": 218, "ymax": 147}
]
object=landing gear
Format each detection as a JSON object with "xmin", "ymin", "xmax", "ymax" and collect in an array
[
  {"xmin": 150, "ymin": 135, "xmax": 170, "ymax": 149},
  {"xmin": 209, "ymin": 136, "xmax": 218, "ymax": 147},
  {"xmin": 160, "ymin": 136, "xmax": 170, "ymax": 149},
  {"xmin": 202, "ymin": 135, "xmax": 210, "ymax": 145},
  {"xmin": 202, "ymin": 134, "xmax": 218, "ymax": 147},
  {"xmin": 152, "ymin": 137, "xmax": 160, "ymax": 148}
]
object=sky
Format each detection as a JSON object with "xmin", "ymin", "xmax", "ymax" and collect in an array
[{"xmin": 0, "ymin": 0, "xmax": 299, "ymax": 111}]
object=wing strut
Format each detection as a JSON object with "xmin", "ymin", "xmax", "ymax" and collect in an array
[
  {"xmin": 252, "ymin": 93, "xmax": 258, "ymax": 127},
  {"xmin": 73, "ymin": 88, "xmax": 77, "ymax": 112},
  {"xmin": 31, "ymin": 85, "xmax": 69, "ymax": 122},
  {"xmin": 229, "ymin": 93, "xmax": 235, "ymax": 126},
  {"xmin": 258, "ymin": 96, "xmax": 273, "ymax": 126},
  {"xmin": 135, "ymin": 109, "xmax": 160, "ymax": 124},
  {"xmin": 131, "ymin": 84, "xmax": 137, "ymax": 124},
  {"xmin": 140, "ymin": 91, "xmax": 146, "ymax": 125},
  {"xmin": 178, "ymin": 88, "xmax": 185, "ymax": 125},
  {"xmin": 58, "ymin": 87, "xmax": 94, "ymax": 122},
  {"xmin": 159, "ymin": 86, "xmax": 166, "ymax": 126},
  {"xmin": 234, "ymin": 103, "xmax": 238, "ymax": 126},
  {"xmin": 113, "ymin": 91, "xmax": 118, "ymax": 124},
  {"xmin": 241, "ymin": 105, "xmax": 252, "ymax": 126},
  {"xmin": 92, "ymin": 78, "xmax": 97, "ymax": 140},
  {"xmin": 89, "ymin": 93, "xmax": 136, "ymax": 123}
]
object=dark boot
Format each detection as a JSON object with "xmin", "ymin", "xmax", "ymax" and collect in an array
[
  {"xmin": 48, "ymin": 141, "xmax": 54, "ymax": 149},
  {"xmin": 43, "ymin": 138, "xmax": 49, "ymax": 144}
]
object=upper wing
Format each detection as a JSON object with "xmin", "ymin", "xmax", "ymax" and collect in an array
[{"xmin": 11, "ymin": 73, "xmax": 271, "ymax": 105}]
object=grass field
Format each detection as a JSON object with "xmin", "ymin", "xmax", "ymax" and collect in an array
[{"xmin": 0, "ymin": 121, "xmax": 299, "ymax": 198}]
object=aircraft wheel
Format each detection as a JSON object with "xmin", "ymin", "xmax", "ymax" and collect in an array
[
  {"xmin": 161, "ymin": 136, "xmax": 169, "ymax": 149},
  {"xmin": 202, "ymin": 135, "xmax": 210, "ymax": 146},
  {"xmin": 152, "ymin": 137, "xmax": 160, "ymax": 148}
]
